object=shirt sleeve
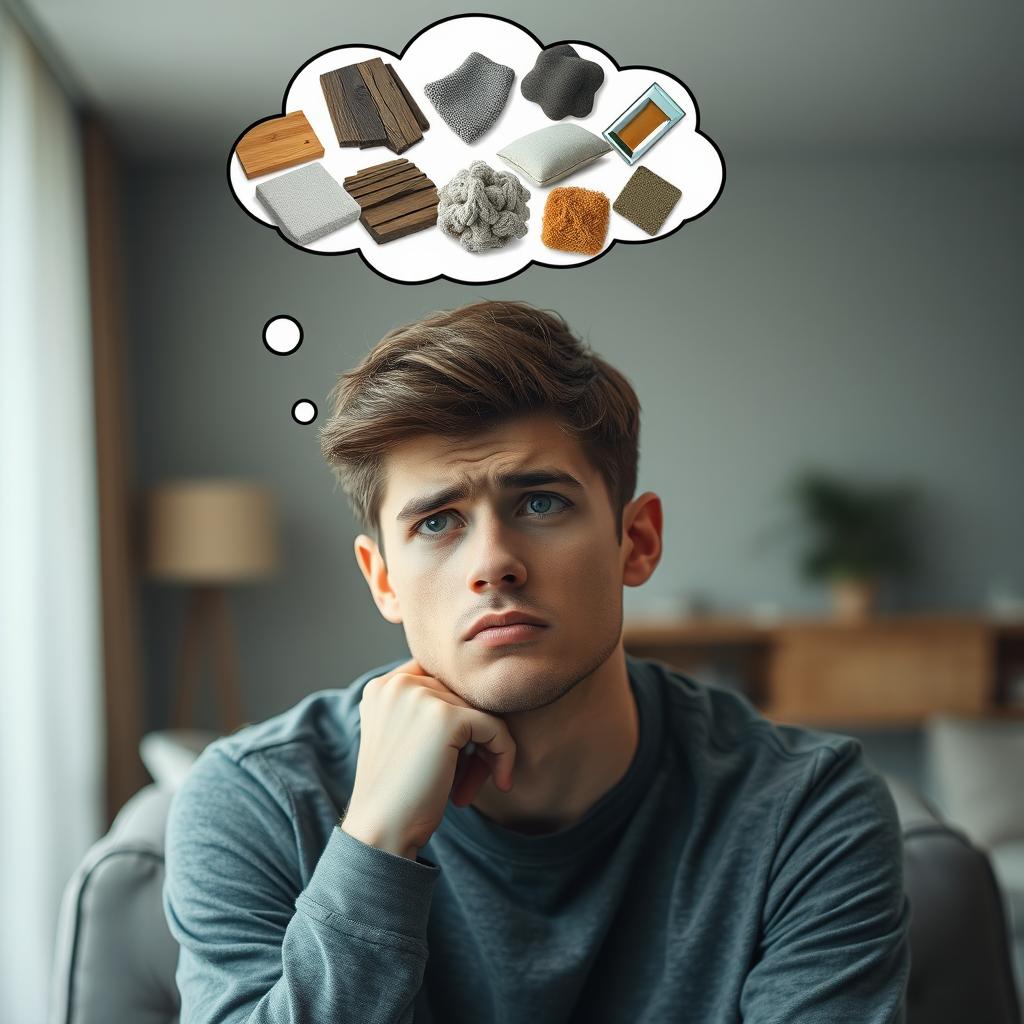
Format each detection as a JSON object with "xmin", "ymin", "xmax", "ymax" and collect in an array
[
  {"xmin": 163, "ymin": 745, "xmax": 441, "ymax": 1024},
  {"xmin": 739, "ymin": 740, "xmax": 912, "ymax": 1023}
]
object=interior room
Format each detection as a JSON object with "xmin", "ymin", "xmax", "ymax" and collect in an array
[{"xmin": 1, "ymin": 1, "xmax": 1022, "ymax": 1021}]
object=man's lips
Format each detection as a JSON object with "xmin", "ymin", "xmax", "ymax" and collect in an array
[
  {"xmin": 470, "ymin": 623, "xmax": 548, "ymax": 647},
  {"xmin": 464, "ymin": 610, "xmax": 548, "ymax": 641}
]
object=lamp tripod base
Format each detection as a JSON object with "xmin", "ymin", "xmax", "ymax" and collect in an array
[{"xmin": 174, "ymin": 585, "xmax": 246, "ymax": 733}]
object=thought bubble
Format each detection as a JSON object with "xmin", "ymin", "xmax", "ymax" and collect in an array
[
  {"xmin": 228, "ymin": 14, "xmax": 725, "ymax": 285},
  {"xmin": 291, "ymin": 400, "xmax": 317, "ymax": 425},
  {"xmin": 263, "ymin": 315, "xmax": 303, "ymax": 355},
  {"xmin": 260, "ymin": 315, "xmax": 314, "ymax": 423}
]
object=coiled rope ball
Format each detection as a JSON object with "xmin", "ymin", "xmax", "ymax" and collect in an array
[{"xmin": 436, "ymin": 160, "xmax": 531, "ymax": 253}]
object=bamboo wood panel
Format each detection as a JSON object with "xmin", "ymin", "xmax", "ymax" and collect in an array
[
  {"xmin": 235, "ymin": 111, "xmax": 325, "ymax": 178},
  {"xmin": 344, "ymin": 158, "xmax": 438, "ymax": 243}
]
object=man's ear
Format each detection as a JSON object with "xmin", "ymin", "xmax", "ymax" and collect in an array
[
  {"xmin": 354, "ymin": 533, "xmax": 403, "ymax": 624},
  {"xmin": 621, "ymin": 491, "xmax": 663, "ymax": 588}
]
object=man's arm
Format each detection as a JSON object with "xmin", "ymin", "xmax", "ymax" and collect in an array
[
  {"xmin": 163, "ymin": 745, "xmax": 441, "ymax": 1024},
  {"xmin": 739, "ymin": 741, "xmax": 912, "ymax": 1023}
]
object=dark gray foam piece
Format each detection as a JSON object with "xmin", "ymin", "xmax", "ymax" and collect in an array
[{"xmin": 520, "ymin": 43, "xmax": 605, "ymax": 121}]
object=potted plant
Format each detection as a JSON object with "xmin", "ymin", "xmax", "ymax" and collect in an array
[{"xmin": 786, "ymin": 469, "xmax": 920, "ymax": 621}]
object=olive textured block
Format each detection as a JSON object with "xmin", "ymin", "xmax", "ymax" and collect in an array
[{"xmin": 612, "ymin": 165, "xmax": 682, "ymax": 235}]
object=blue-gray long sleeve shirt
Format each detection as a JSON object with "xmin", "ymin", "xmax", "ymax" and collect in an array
[{"xmin": 163, "ymin": 654, "xmax": 911, "ymax": 1022}]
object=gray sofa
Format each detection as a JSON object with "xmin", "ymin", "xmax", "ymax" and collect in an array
[{"xmin": 48, "ymin": 733, "xmax": 1023, "ymax": 1024}]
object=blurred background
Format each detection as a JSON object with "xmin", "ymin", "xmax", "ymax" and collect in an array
[{"xmin": 1, "ymin": 1, "xmax": 1022, "ymax": 1021}]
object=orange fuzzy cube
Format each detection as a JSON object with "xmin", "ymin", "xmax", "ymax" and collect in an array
[{"xmin": 541, "ymin": 186, "xmax": 610, "ymax": 256}]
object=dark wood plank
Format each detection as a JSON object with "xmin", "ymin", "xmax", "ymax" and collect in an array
[
  {"xmin": 343, "ymin": 159, "xmax": 418, "ymax": 192},
  {"xmin": 364, "ymin": 203, "xmax": 439, "ymax": 244},
  {"xmin": 362, "ymin": 187, "xmax": 438, "ymax": 229},
  {"xmin": 356, "ymin": 57, "xmax": 423, "ymax": 153},
  {"xmin": 345, "ymin": 167, "xmax": 427, "ymax": 203},
  {"xmin": 342, "ymin": 157, "xmax": 406, "ymax": 185},
  {"xmin": 349, "ymin": 158, "xmax": 438, "ymax": 243},
  {"xmin": 386, "ymin": 64, "xmax": 430, "ymax": 131},
  {"xmin": 319, "ymin": 64, "xmax": 387, "ymax": 147},
  {"xmin": 344, "ymin": 162, "xmax": 430, "ymax": 206}
]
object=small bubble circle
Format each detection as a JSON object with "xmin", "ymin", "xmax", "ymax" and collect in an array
[
  {"xmin": 263, "ymin": 315, "xmax": 303, "ymax": 355},
  {"xmin": 291, "ymin": 399, "xmax": 317, "ymax": 424}
]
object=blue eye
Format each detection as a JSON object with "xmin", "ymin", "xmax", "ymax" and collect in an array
[{"xmin": 413, "ymin": 492, "xmax": 571, "ymax": 539}]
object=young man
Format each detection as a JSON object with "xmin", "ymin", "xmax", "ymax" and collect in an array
[{"xmin": 164, "ymin": 299, "xmax": 911, "ymax": 1023}]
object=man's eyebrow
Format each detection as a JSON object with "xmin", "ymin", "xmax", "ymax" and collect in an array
[{"xmin": 395, "ymin": 469, "xmax": 585, "ymax": 525}]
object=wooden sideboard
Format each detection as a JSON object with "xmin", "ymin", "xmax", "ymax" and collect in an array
[{"xmin": 623, "ymin": 614, "xmax": 1024, "ymax": 727}]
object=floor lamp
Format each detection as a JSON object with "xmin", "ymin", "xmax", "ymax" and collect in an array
[{"xmin": 145, "ymin": 480, "xmax": 279, "ymax": 733}]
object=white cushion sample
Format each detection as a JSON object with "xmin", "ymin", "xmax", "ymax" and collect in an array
[
  {"xmin": 927, "ymin": 714, "xmax": 1024, "ymax": 848},
  {"xmin": 496, "ymin": 123, "xmax": 611, "ymax": 186},
  {"xmin": 139, "ymin": 729, "xmax": 219, "ymax": 789},
  {"xmin": 990, "ymin": 841, "xmax": 1024, "ymax": 938},
  {"xmin": 255, "ymin": 161, "xmax": 360, "ymax": 244}
]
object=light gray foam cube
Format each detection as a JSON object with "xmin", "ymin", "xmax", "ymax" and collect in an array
[{"xmin": 255, "ymin": 162, "xmax": 360, "ymax": 245}]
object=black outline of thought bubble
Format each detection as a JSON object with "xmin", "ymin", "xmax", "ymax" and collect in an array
[{"xmin": 227, "ymin": 12, "xmax": 727, "ymax": 287}]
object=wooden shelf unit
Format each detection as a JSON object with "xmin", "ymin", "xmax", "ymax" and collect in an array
[{"xmin": 623, "ymin": 613, "xmax": 1024, "ymax": 728}]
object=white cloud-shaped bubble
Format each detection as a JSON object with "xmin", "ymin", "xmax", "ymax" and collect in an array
[{"xmin": 228, "ymin": 14, "xmax": 725, "ymax": 284}]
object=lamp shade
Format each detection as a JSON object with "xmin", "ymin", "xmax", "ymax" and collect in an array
[{"xmin": 145, "ymin": 480, "xmax": 279, "ymax": 583}]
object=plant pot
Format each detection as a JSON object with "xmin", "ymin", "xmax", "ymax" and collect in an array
[{"xmin": 829, "ymin": 578, "xmax": 878, "ymax": 623}]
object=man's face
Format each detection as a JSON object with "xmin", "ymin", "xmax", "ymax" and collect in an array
[{"xmin": 356, "ymin": 412, "xmax": 631, "ymax": 714}]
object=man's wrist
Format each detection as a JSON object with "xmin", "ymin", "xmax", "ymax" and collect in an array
[{"xmin": 340, "ymin": 814, "xmax": 418, "ymax": 861}]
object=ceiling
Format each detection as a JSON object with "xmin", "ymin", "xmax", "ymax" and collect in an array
[{"xmin": 11, "ymin": 0, "xmax": 1024, "ymax": 162}]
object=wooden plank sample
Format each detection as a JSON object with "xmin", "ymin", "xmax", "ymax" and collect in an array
[
  {"xmin": 320, "ymin": 64, "xmax": 387, "ymax": 148},
  {"xmin": 386, "ymin": 64, "xmax": 430, "ymax": 131},
  {"xmin": 356, "ymin": 57, "xmax": 423, "ymax": 153},
  {"xmin": 235, "ymin": 111, "xmax": 325, "ymax": 179},
  {"xmin": 343, "ymin": 158, "xmax": 437, "ymax": 243}
]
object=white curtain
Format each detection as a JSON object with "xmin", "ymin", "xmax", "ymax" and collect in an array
[{"xmin": 0, "ymin": 8, "xmax": 105, "ymax": 1023}]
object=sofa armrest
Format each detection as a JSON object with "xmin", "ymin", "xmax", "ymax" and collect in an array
[
  {"xmin": 49, "ymin": 783, "xmax": 181, "ymax": 1024},
  {"xmin": 881, "ymin": 773, "xmax": 1022, "ymax": 1023}
]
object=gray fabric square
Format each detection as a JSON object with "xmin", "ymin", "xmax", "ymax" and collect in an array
[
  {"xmin": 424, "ymin": 52, "xmax": 515, "ymax": 144},
  {"xmin": 497, "ymin": 123, "xmax": 611, "ymax": 186},
  {"xmin": 255, "ymin": 162, "xmax": 360, "ymax": 245}
]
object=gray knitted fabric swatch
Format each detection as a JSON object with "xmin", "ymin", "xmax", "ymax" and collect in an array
[
  {"xmin": 437, "ymin": 160, "xmax": 531, "ymax": 253},
  {"xmin": 255, "ymin": 162, "xmax": 360, "ymax": 245},
  {"xmin": 423, "ymin": 52, "xmax": 515, "ymax": 144},
  {"xmin": 521, "ymin": 44, "xmax": 605, "ymax": 120}
]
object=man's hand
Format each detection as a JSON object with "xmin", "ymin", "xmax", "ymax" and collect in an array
[{"xmin": 341, "ymin": 658, "xmax": 517, "ymax": 858}]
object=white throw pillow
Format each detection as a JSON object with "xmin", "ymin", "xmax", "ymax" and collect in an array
[
  {"xmin": 496, "ymin": 123, "xmax": 611, "ymax": 186},
  {"xmin": 139, "ymin": 729, "xmax": 219, "ymax": 789},
  {"xmin": 928, "ymin": 714, "xmax": 1024, "ymax": 848}
]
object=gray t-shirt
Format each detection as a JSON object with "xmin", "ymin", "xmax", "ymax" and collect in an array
[{"xmin": 163, "ymin": 653, "xmax": 910, "ymax": 1023}]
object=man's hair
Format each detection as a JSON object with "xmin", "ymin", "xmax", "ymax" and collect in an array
[{"xmin": 319, "ymin": 299, "xmax": 641, "ymax": 559}]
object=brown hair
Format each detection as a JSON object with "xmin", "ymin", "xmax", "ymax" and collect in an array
[{"xmin": 319, "ymin": 299, "xmax": 641, "ymax": 560}]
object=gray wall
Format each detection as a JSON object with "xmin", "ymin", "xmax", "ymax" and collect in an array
[{"xmin": 124, "ymin": 151, "xmax": 1024, "ymax": 788}]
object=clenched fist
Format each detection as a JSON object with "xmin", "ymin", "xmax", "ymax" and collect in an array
[{"xmin": 341, "ymin": 657, "xmax": 518, "ymax": 859}]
